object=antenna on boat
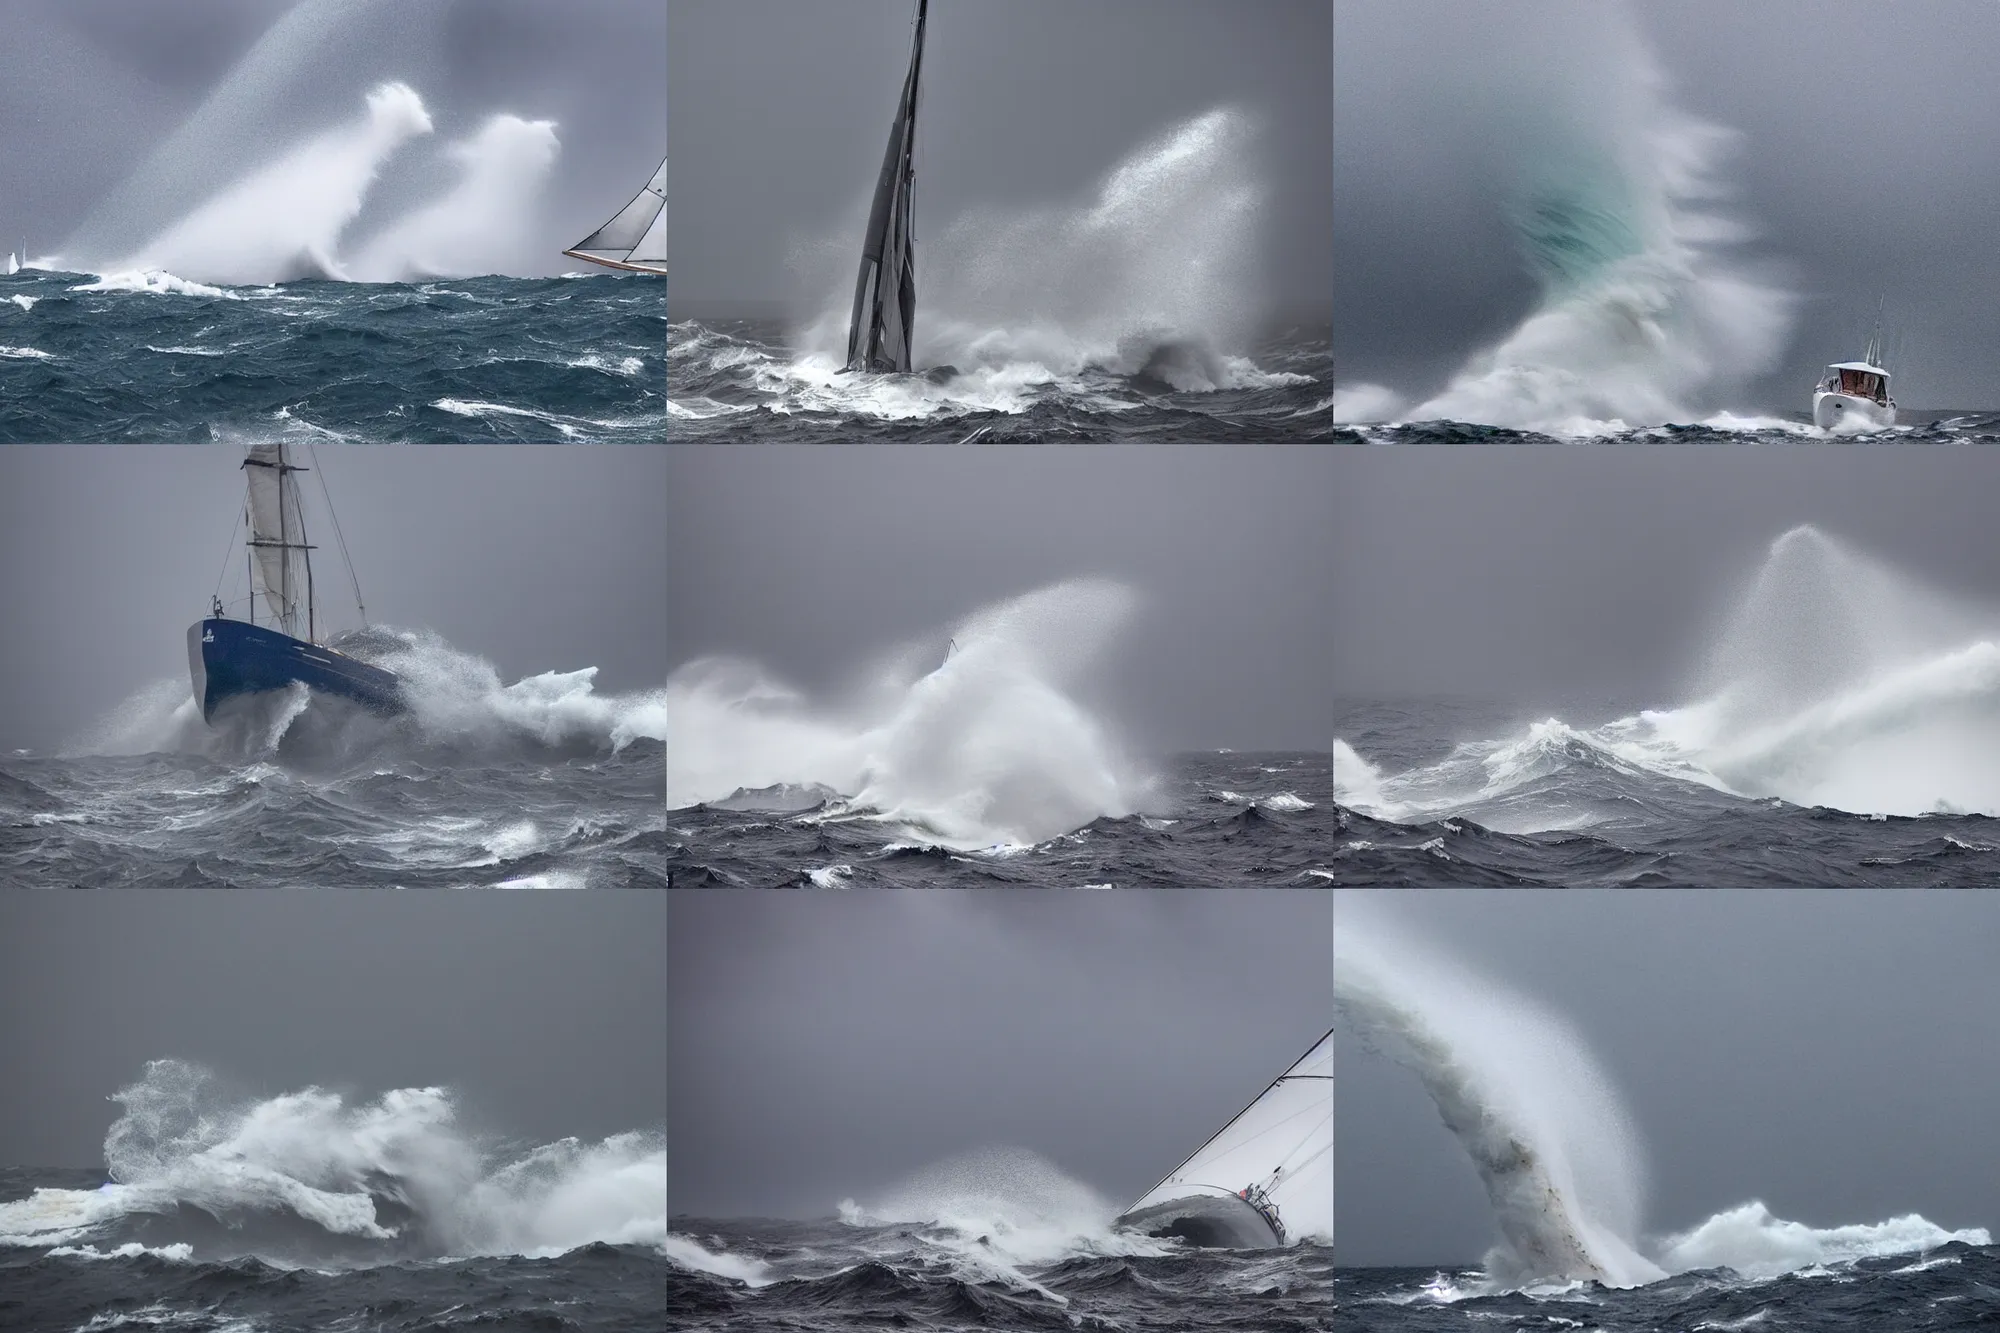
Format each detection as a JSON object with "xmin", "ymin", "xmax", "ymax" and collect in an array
[{"xmin": 1865, "ymin": 295, "xmax": 1886, "ymax": 369}]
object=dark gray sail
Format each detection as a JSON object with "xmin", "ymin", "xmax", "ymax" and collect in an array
[{"xmin": 845, "ymin": 0, "xmax": 927, "ymax": 373}]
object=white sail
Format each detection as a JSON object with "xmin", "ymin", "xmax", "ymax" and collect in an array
[
  {"xmin": 4, "ymin": 252, "xmax": 16, "ymax": 276},
  {"xmin": 1124, "ymin": 1030, "xmax": 1333, "ymax": 1243},
  {"xmin": 565, "ymin": 157, "xmax": 666, "ymax": 274},
  {"xmin": 244, "ymin": 443, "xmax": 310, "ymax": 637}
]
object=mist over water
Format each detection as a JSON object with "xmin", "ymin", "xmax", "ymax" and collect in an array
[
  {"xmin": 1337, "ymin": 907, "xmax": 1991, "ymax": 1293},
  {"xmin": 667, "ymin": 579, "xmax": 1152, "ymax": 849},
  {"xmin": 1337, "ymin": 1, "xmax": 1794, "ymax": 434}
]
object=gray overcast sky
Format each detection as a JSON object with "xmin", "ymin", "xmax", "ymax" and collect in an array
[
  {"xmin": 0, "ymin": 0, "xmax": 664, "ymax": 277},
  {"xmin": 666, "ymin": 445, "xmax": 1335, "ymax": 753},
  {"xmin": 669, "ymin": 888, "xmax": 1331, "ymax": 1220},
  {"xmin": 1331, "ymin": 446, "xmax": 2000, "ymax": 710},
  {"xmin": 1336, "ymin": 889, "xmax": 2000, "ymax": 1267},
  {"xmin": 0, "ymin": 890, "xmax": 665, "ymax": 1168},
  {"xmin": 1335, "ymin": 0, "xmax": 2000, "ymax": 410},
  {"xmin": 668, "ymin": 0, "xmax": 1331, "ymax": 318},
  {"xmin": 0, "ymin": 446, "xmax": 667, "ymax": 753}
]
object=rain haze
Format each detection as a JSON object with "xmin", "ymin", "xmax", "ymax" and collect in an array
[
  {"xmin": 0, "ymin": 890, "xmax": 665, "ymax": 1168},
  {"xmin": 1335, "ymin": 889, "xmax": 2000, "ymax": 1266},
  {"xmin": 667, "ymin": 888, "xmax": 1331, "ymax": 1221},
  {"xmin": 1330, "ymin": 446, "xmax": 2000, "ymax": 711},
  {"xmin": 667, "ymin": 0, "xmax": 1332, "ymax": 322},
  {"xmin": 0, "ymin": 0, "xmax": 665, "ymax": 277},
  {"xmin": 0, "ymin": 446, "xmax": 668, "ymax": 753},
  {"xmin": 1335, "ymin": 0, "xmax": 2000, "ymax": 411},
  {"xmin": 665, "ymin": 444, "xmax": 1336, "ymax": 755}
]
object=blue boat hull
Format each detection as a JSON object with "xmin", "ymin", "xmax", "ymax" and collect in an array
[{"xmin": 187, "ymin": 618, "xmax": 404, "ymax": 723}]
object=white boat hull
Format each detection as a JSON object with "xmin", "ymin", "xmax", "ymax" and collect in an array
[{"xmin": 1813, "ymin": 390, "xmax": 1895, "ymax": 431}]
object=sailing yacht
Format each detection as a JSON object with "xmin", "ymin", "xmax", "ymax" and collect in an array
[
  {"xmin": 564, "ymin": 156, "xmax": 666, "ymax": 275},
  {"xmin": 187, "ymin": 444, "xmax": 403, "ymax": 722},
  {"xmin": 1114, "ymin": 1029, "xmax": 1333, "ymax": 1248},
  {"xmin": 845, "ymin": 0, "xmax": 928, "ymax": 373},
  {"xmin": 1812, "ymin": 316, "xmax": 1896, "ymax": 430}
]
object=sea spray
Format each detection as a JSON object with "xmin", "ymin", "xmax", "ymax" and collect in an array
[
  {"xmin": 1336, "ymin": 526, "xmax": 2000, "ymax": 824},
  {"xmin": 348, "ymin": 115, "xmax": 563, "ymax": 283},
  {"xmin": 784, "ymin": 108, "xmax": 1288, "ymax": 413},
  {"xmin": 1335, "ymin": 907, "xmax": 1664, "ymax": 1288},
  {"xmin": 62, "ymin": 0, "xmax": 447, "ymax": 269},
  {"xmin": 1404, "ymin": 1, "xmax": 1794, "ymax": 433},
  {"xmin": 1337, "ymin": 906, "xmax": 1994, "ymax": 1291},
  {"xmin": 838, "ymin": 1146, "xmax": 1170, "ymax": 1272},
  {"xmin": 119, "ymin": 82, "xmax": 436, "ymax": 286},
  {"xmin": 0, "ymin": 1059, "xmax": 665, "ymax": 1261},
  {"xmin": 667, "ymin": 579, "xmax": 1151, "ymax": 848},
  {"xmin": 60, "ymin": 627, "xmax": 663, "ymax": 764}
]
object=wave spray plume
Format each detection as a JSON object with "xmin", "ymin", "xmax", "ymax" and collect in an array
[{"xmin": 667, "ymin": 579, "xmax": 1149, "ymax": 848}]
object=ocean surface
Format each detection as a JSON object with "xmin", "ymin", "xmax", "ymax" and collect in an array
[
  {"xmin": 1338, "ymin": 1248, "xmax": 2000, "ymax": 1331},
  {"xmin": 0, "ymin": 1060, "xmax": 668, "ymax": 1333},
  {"xmin": 669, "ymin": 1217, "xmax": 1336, "ymax": 1333},
  {"xmin": 1333, "ymin": 698, "xmax": 2000, "ymax": 887},
  {"xmin": 1331, "ymin": 408, "xmax": 2000, "ymax": 446},
  {"xmin": 667, "ymin": 750, "xmax": 1334, "ymax": 888},
  {"xmin": 668, "ymin": 318, "xmax": 1333, "ymax": 442},
  {"xmin": 1, "ymin": 631, "xmax": 667, "ymax": 889},
  {"xmin": 0, "ymin": 268, "xmax": 665, "ymax": 443}
]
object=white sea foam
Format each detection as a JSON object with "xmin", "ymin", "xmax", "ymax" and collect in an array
[
  {"xmin": 1656, "ymin": 1202, "xmax": 1988, "ymax": 1281},
  {"xmin": 0, "ymin": 344, "xmax": 53, "ymax": 359},
  {"xmin": 72, "ymin": 270, "xmax": 235, "ymax": 298},
  {"xmin": 839, "ymin": 1146, "xmax": 1173, "ymax": 1275}
]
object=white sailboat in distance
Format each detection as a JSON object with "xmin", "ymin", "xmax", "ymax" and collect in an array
[
  {"xmin": 1115, "ymin": 1029, "xmax": 1333, "ymax": 1248},
  {"xmin": 564, "ymin": 156, "xmax": 665, "ymax": 274}
]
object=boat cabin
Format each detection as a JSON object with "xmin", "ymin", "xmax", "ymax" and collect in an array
[{"xmin": 1823, "ymin": 361, "xmax": 1890, "ymax": 405}]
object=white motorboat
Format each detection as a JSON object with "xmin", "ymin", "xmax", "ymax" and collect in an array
[{"xmin": 1812, "ymin": 320, "xmax": 1895, "ymax": 430}]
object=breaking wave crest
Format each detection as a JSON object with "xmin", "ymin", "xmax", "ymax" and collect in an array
[
  {"xmin": 1336, "ymin": 526, "xmax": 2000, "ymax": 826},
  {"xmin": 1349, "ymin": 2, "xmax": 1794, "ymax": 434},
  {"xmin": 0, "ymin": 1059, "xmax": 665, "ymax": 1264},
  {"xmin": 667, "ymin": 579, "xmax": 1151, "ymax": 848}
]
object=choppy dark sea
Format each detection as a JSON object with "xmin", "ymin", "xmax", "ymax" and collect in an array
[
  {"xmin": 1333, "ymin": 699, "xmax": 2000, "ymax": 887},
  {"xmin": 666, "ymin": 751, "xmax": 1334, "ymax": 888},
  {"xmin": 0, "ymin": 633, "xmax": 668, "ymax": 888},
  {"xmin": 668, "ymin": 319, "xmax": 1334, "ymax": 442},
  {"xmin": 0, "ymin": 268, "xmax": 665, "ymax": 442},
  {"xmin": 1330, "ymin": 408, "xmax": 2000, "ymax": 446},
  {"xmin": 0, "ymin": 1166, "xmax": 668, "ymax": 1333},
  {"xmin": 669, "ymin": 1217, "xmax": 1336, "ymax": 1333},
  {"xmin": 1339, "ymin": 1248, "xmax": 2000, "ymax": 1331}
]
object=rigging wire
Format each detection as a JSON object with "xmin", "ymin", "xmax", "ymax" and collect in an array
[
  {"xmin": 306, "ymin": 442, "xmax": 369, "ymax": 626},
  {"xmin": 210, "ymin": 498, "xmax": 245, "ymax": 610}
]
